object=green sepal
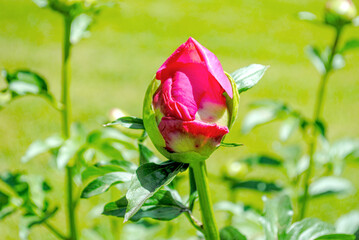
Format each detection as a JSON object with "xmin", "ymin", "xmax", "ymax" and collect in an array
[{"xmin": 224, "ymin": 72, "xmax": 240, "ymax": 130}]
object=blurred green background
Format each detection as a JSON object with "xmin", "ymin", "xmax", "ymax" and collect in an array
[{"xmin": 1, "ymin": 0, "xmax": 359, "ymax": 239}]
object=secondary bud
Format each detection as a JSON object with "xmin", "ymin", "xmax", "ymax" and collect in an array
[{"xmin": 325, "ymin": 0, "xmax": 357, "ymax": 26}]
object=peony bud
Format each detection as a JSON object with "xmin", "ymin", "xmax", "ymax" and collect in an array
[
  {"xmin": 325, "ymin": 0, "xmax": 357, "ymax": 26},
  {"xmin": 143, "ymin": 37, "xmax": 239, "ymax": 163}
]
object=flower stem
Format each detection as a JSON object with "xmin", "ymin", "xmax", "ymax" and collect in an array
[
  {"xmin": 299, "ymin": 26, "xmax": 342, "ymax": 220},
  {"xmin": 191, "ymin": 161, "xmax": 219, "ymax": 240},
  {"xmin": 44, "ymin": 221, "xmax": 68, "ymax": 240},
  {"xmin": 62, "ymin": 15, "xmax": 77, "ymax": 240}
]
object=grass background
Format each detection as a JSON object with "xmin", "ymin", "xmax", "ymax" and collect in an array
[{"xmin": 1, "ymin": 0, "xmax": 359, "ymax": 239}]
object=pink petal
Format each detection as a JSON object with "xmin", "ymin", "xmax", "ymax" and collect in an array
[
  {"xmin": 156, "ymin": 37, "xmax": 233, "ymax": 98},
  {"xmin": 158, "ymin": 117, "xmax": 229, "ymax": 153}
]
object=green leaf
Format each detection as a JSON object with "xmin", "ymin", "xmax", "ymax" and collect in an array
[
  {"xmin": 353, "ymin": 16, "xmax": 359, "ymax": 26},
  {"xmin": 81, "ymin": 160, "xmax": 137, "ymax": 181},
  {"xmin": 0, "ymin": 205, "xmax": 17, "ymax": 220},
  {"xmin": 306, "ymin": 46, "xmax": 326, "ymax": 74},
  {"xmin": 314, "ymin": 120, "xmax": 326, "ymax": 138},
  {"xmin": 309, "ymin": 177, "xmax": 355, "ymax": 198},
  {"xmin": 285, "ymin": 218, "xmax": 335, "ymax": 240},
  {"xmin": 103, "ymin": 190, "xmax": 187, "ymax": 221},
  {"xmin": 340, "ymin": 39, "xmax": 359, "ymax": 53},
  {"xmin": 241, "ymin": 101, "xmax": 288, "ymax": 134},
  {"xmin": 0, "ymin": 172, "xmax": 29, "ymax": 198},
  {"xmin": 215, "ymin": 201, "xmax": 243, "ymax": 216},
  {"xmin": 32, "ymin": 0, "xmax": 48, "ymax": 8},
  {"xmin": 298, "ymin": 11, "xmax": 318, "ymax": 22},
  {"xmin": 124, "ymin": 160, "xmax": 188, "ymax": 222},
  {"xmin": 230, "ymin": 64, "xmax": 269, "ymax": 94},
  {"xmin": 56, "ymin": 123, "xmax": 87, "ymax": 169},
  {"xmin": 19, "ymin": 208, "xmax": 58, "ymax": 240},
  {"xmin": 280, "ymin": 117, "xmax": 301, "ymax": 141},
  {"xmin": 315, "ymin": 234, "xmax": 355, "ymax": 240},
  {"xmin": 70, "ymin": 14, "xmax": 92, "ymax": 44},
  {"xmin": 81, "ymin": 172, "xmax": 133, "ymax": 198},
  {"xmin": 3, "ymin": 70, "xmax": 56, "ymax": 104},
  {"xmin": 138, "ymin": 143, "xmax": 161, "ymax": 165},
  {"xmin": 0, "ymin": 191, "xmax": 10, "ymax": 209},
  {"xmin": 104, "ymin": 116, "xmax": 144, "ymax": 129},
  {"xmin": 241, "ymin": 155, "xmax": 282, "ymax": 167},
  {"xmin": 262, "ymin": 195, "xmax": 293, "ymax": 240},
  {"xmin": 336, "ymin": 211, "xmax": 359, "ymax": 234},
  {"xmin": 231, "ymin": 180, "xmax": 282, "ymax": 192},
  {"xmin": 220, "ymin": 142, "xmax": 243, "ymax": 147},
  {"xmin": 21, "ymin": 135, "xmax": 63, "ymax": 163},
  {"xmin": 332, "ymin": 54, "xmax": 345, "ymax": 70},
  {"xmin": 220, "ymin": 226, "xmax": 247, "ymax": 240}
]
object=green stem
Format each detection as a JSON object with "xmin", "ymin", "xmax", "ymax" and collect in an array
[
  {"xmin": 62, "ymin": 15, "xmax": 77, "ymax": 240},
  {"xmin": 226, "ymin": 189, "xmax": 236, "ymax": 226},
  {"xmin": 188, "ymin": 167, "xmax": 197, "ymax": 212},
  {"xmin": 44, "ymin": 221, "xmax": 68, "ymax": 240},
  {"xmin": 184, "ymin": 211, "xmax": 204, "ymax": 233},
  {"xmin": 299, "ymin": 26, "xmax": 342, "ymax": 220},
  {"xmin": 191, "ymin": 161, "xmax": 219, "ymax": 240}
]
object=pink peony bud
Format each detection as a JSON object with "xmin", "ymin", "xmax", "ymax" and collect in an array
[{"xmin": 143, "ymin": 37, "xmax": 239, "ymax": 163}]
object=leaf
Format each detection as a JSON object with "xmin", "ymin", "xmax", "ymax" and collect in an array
[
  {"xmin": 138, "ymin": 143, "xmax": 161, "ymax": 165},
  {"xmin": 353, "ymin": 16, "xmax": 359, "ymax": 26},
  {"xmin": 81, "ymin": 172, "xmax": 133, "ymax": 198},
  {"xmin": 3, "ymin": 70, "xmax": 55, "ymax": 103},
  {"xmin": 332, "ymin": 54, "xmax": 345, "ymax": 70},
  {"xmin": 56, "ymin": 123, "xmax": 87, "ymax": 169},
  {"xmin": 124, "ymin": 160, "xmax": 188, "ymax": 222},
  {"xmin": 19, "ymin": 208, "xmax": 57, "ymax": 240},
  {"xmin": 70, "ymin": 14, "xmax": 93, "ymax": 44},
  {"xmin": 81, "ymin": 160, "xmax": 137, "ymax": 181},
  {"xmin": 314, "ymin": 120, "xmax": 326, "ymax": 138},
  {"xmin": 336, "ymin": 211, "xmax": 359, "ymax": 234},
  {"xmin": 231, "ymin": 180, "xmax": 282, "ymax": 192},
  {"xmin": 230, "ymin": 64, "xmax": 269, "ymax": 94},
  {"xmin": 306, "ymin": 46, "xmax": 326, "ymax": 74},
  {"xmin": 242, "ymin": 108, "xmax": 278, "ymax": 134},
  {"xmin": 285, "ymin": 218, "xmax": 336, "ymax": 240},
  {"xmin": 241, "ymin": 155, "xmax": 282, "ymax": 167},
  {"xmin": 0, "ymin": 191, "xmax": 10, "ymax": 209},
  {"xmin": 309, "ymin": 177, "xmax": 355, "ymax": 198},
  {"xmin": 280, "ymin": 117, "xmax": 301, "ymax": 141},
  {"xmin": 298, "ymin": 12, "xmax": 318, "ymax": 22},
  {"xmin": 340, "ymin": 39, "xmax": 359, "ymax": 53},
  {"xmin": 220, "ymin": 226, "xmax": 247, "ymax": 240},
  {"xmin": 220, "ymin": 142, "xmax": 243, "ymax": 147},
  {"xmin": 0, "ymin": 205, "xmax": 17, "ymax": 220},
  {"xmin": 241, "ymin": 101, "xmax": 287, "ymax": 134},
  {"xmin": 32, "ymin": 0, "xmax": 48, "ymax": 8},
  {"xmin": 21, "ymin": 135, "xmax": 63, "ymax": 163},
  {"xmin": 103, "ymin": 190, "xmax": 187, "ymax": 221},
  {"xmin": 315, "ymin": 234, "xmax": 355, "ymax": 240},
  {"xmin": 261, "ymin": 195, "xmax": 293, "ymax": 240},
  {"xmin": 215, "ymin": 201, "xmax": 243, "ymax": 216},
  {"xmin": 104, "ymin": 116, "xmax": 144, "ymax": 129}
]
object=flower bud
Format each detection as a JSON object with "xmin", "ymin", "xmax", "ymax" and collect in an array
[
  {"xmin": 325, "ymin": 0, "xmax": 357, "ymax": 26},
  {"xmin": 143, "ymin": 37, "xmax": 239, "ymax": 163}
]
